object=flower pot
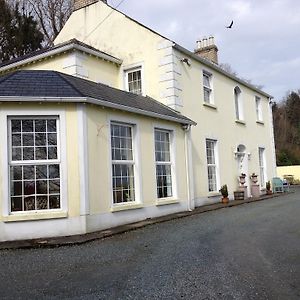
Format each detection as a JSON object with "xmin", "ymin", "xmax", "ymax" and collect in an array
[
  {"xmin": 239, "ymin": 176, "xmax": 246, "ymax": 186},
  {"xmin": 266, "ymin": 190, "xmax": 272, "ymax": 195},
  {"xmin": 222, "ymin": 197, "xmax": 229, "ymax": 204},
  {"xmin": 251, "ymin": 175, "xmax": 258, "ymax": 184}
]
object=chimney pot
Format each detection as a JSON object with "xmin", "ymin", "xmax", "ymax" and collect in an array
[{"xmin": 194, "ymin": 36, "xmax": 218, "ymax": 64}]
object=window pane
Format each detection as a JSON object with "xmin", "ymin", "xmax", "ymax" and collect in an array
[
  {"xmin": 49, "ymin": 165, "xmax": 59, "ymax": 179},
  {"xmin": 206, "ymin": 139, "xmax": 218, "ymax": 192},
  {"xmin": 12, "ymin": 134, "xmax": 21, "ymax": 146},
  {"xmin": 35, "ymin": 133, "xmax": 46, "ymax": 146},
  {"xmin": 23, "ymin": 165, "xmax": 35, "ymax": 180},
  {"xmin": 48, "ymin": 147, "xmax": 57, "ymax": 160},
  {"xmin": 35, "ymin": 147, "xmax": 47, "ymax": 160},
  {"xmin": 47, "ymin": 119, "xmax": 57, "ymax": 132},
  {"xmin": 24, "ymin": 196, "xmax": 35, "ymax": 211},
  {"xmin": 11, "ymin": 181, "xmax": 22, "ymax": 196},
  {"xmin": 11, "ymin": 120, "xmax": 21, "ymax": 133},
  {"xmin": 127, "ymin": 69, "xmax": 142, "ymax": 95},
  {"xmin": 35, "ymin": 120, "xmax": 46, "ymax": 132},
  {"xmin": 156, "ymin": 164, "xmax": 172, "ymax": 198},
  {"xmin": 11, "ymin": 197, "xmax": 22, "ymax": 212},
  {"xmin": 49, "ymin": 180, "xmax": 60, "ymax": 194},
  {"xmin": 22, "ymin": 120, "xmax": 33, "ymax": 132},
  {"xmin": 49, "ymin": 195, "xmax": 60, "ymax": 209},
  {"xmin": 36, "ymin": 165, "xmax": 48, "ymax": 179},
  {"xmin": 23, "ymin": 147, "xmax": 34, "ymax": 160},
  {"xmin": 37, "ymin": 196, "xmax": 48, "ymax": 210},
  {"xmin": 23, "ymin": 133, "xmax": 34, "ymax": 146},
  {"xmin": 12, "ymin": 148, "xmax": 22, "ymax": 161},
  {"xmin": 10, "ymin": 166, "xmax": 22, "ymax": 180},
  {"xmin": 48, "ymin": 133, "xmax": 57, "ymax": 146}
]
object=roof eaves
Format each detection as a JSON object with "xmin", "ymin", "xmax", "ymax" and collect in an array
[
  {"xmin": 0, "ymin": 40, "xmax": 122, "ymax": 73},
  {"xmin": 173, "ymin": 44, "xmax": 273, "ymax": 99},
  {"xmin": 0, "ymin": 95, "xmax": 196, "ymax": 125}
]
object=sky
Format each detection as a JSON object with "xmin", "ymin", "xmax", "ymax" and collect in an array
[{"xmin": 108, "ymin": 0, "xmax": 300, "ymax": 101}]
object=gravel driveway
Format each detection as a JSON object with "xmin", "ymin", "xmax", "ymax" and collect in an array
[{"xmin": 1, "ymin": 187, "xmax": 300, "ymax": 299}]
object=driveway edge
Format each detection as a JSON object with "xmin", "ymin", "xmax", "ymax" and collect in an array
[{"xmin": 0, "ymin": 192, "xmax": 291, "ymax": 250}]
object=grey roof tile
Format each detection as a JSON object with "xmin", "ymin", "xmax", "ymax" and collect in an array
[{"xmin": 0, "ymin": 70, "xmax": 195, "ymax": 125}]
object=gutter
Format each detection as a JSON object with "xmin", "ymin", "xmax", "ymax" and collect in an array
[
  {"xmin": 173, "ymin": 44, "xmax": 273, "ymax": 99},
  {"xmin": 0, "ymin": 42, "xmax": 122, "ymax": 73},
  {"xmin": 0, "ymin": 96, "xmax": 196, "ymax": 126}
]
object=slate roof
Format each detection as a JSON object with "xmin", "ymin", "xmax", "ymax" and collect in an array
[{"xmin": 0, "ymin": 70, "xmax": 195, "ymax": 125}]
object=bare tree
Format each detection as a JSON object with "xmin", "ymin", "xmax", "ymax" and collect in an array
[{"xmin": 14, "ymin": 0, "xmax": 73, "ymax": 46}]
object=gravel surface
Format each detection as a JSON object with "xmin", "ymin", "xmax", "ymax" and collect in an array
[{"xmin": 1, "ymin": 187, "xmax": 300, "ymax": 299}]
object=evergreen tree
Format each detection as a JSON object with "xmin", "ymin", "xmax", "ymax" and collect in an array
[{"xmin": 0, "ymin": 0, "xmax": 44, "ymax": 63}]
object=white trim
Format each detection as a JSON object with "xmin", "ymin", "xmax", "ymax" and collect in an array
[
  {"xmin": 77, "ymin": 104, "xmax": 89, "ymax": 216},
  {"xmin": 202, "ymin": 69, "xmax": 214, "ymax": 105},
  {"xmin": 108, "ymin": 115, "xmax": 143, "ymax": 208},
  {"xmin": 0, "ymin": 107, "xmax": 68, "ymax": 219},
  {"xmin": 0, "ymin": 96, "xmax": 195, "ymax": 126},
  {"xmin": 0, "ymin": 42, "xmax": 122, "ymax": 72},
  {"xmin": 153, "ymin": 123, "xmax": 178, "ymax": 201},
  {"xmin": 205, "ymin": 138, "xmax": 220, "ymax": 193},
  {"xmin": 122, "ymin": 62, "xmax": 146, "ymax": 96}
]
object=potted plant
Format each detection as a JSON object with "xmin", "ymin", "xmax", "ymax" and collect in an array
[
  {"xmin": 266, "ymin": 181, "xmax": 272, "ymax": 195},
  {"xmin": 219, "ymin": 184, "xmax": 229, "ymax": 204},
  {"xmin": 239, "ymin": 173, "xmax": 246, "ymax": 186},
  {"xmin": 250, "ymin": 173, "xmax": 258, "ymax": 184}
]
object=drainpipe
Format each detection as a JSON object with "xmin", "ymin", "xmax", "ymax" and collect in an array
[
  {"xmin": 268, "ymin": 97, "xmax": 277, "ymax": 178},
  {"xmin": 183, "ymin": 124, "xmax": 195, "ymax": 211}
]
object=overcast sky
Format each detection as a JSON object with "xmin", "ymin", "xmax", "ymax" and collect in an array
[{"xmin": 109, "ymin": 0, "xmax": 300, "ymax": 101}]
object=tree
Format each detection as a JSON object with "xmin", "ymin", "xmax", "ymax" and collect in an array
[
  {"xmin": 14, "ymin": 0, "xmax": 73, "ymax": 46},
  {"xmin": 0, "ymin": 0, "xmax": 44, "ymax": 62}
]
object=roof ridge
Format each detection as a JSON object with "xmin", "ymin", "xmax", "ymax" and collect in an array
[{"xmin": 56, "ymin": 72, "xmax": 85, "ymax": 97}]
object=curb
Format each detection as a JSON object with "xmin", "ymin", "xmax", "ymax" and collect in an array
[{"xmin": 0, "ymin": 192, "xmax": 292, "ymax": 250}]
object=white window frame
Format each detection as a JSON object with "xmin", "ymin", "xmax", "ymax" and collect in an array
[
  {"xmin": 258, "ymin": 147, "xmax": 267, "ymax": 188},
  {"xmin": 255, "ymin": 96, "xmax": 263, "ymax": 121},
  {"xmin": 123, "ymin": 63, "xmax": 144, "ymax": 96},
  {"xmin": 234, "ymin": 86, "xmax": 243, "ymax": 121},
  {"xmin": 203, "ymin": 70, "xmax": 214, "ymax": 104},
  {"xmin": 205, "ymin": 139, "xmax": 220, "ymax": 193},
  {"xmin": 109, "ymin": 117, "xmax": 141, "ymax": 207},
  {"xmin": 0, "ymin": 108, "xmax": 68, "ymax": 218},
  {"xmin": 154, "ymin": 128, "xmax": 176, "ymax": 199}
]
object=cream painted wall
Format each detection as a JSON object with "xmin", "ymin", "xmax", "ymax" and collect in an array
[
  {"xmin": 54, "ymin": 1, "xmax": 276, "ymax": 203},
  {"xmin": 86, "ymin": 105, "xmax": 188, "ymax": 217},
  {"xmin": 0, "ymin": 102, "xmax": 83, "ymax": 241},
  {"xmin": 277, "ymin": 166, "xmax": 300, "ymax": 181},
  {"xmin": 54, "ymin": 2, "xmax": 165, "ymax": 103},
  {"xmin": 0, "ymin": 51, "xmax": 119, "ymax": 88},
  {"xmin": 177, "ymin": 50, "xmax": 275, "ymax": 201}
]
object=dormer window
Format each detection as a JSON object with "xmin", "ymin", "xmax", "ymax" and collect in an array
[{"xmin": 125, "ymin": 67, "xmax": 143, "ymax": 95}]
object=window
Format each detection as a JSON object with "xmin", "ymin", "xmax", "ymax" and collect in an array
[
  {"xmin": 255, "ymin": 96, "xmax": 262, "ymax": 121},
  {"xmin": 125, "ymin": 67, "xmax": 142, "ymax": 95},
  {"xmin": 9, "ymin": 117, "xmax": 60, "ymax": 212},
  {"xmin": 111, "ymin": 122, "xmax": 136, "ymax": 204},
  {"xmin": 234, "ymin": 86, "xmax": 243, "ymax": 120},
  {"xmin": 155, "ymin": 129, "xmax": 173, "ymax": 198},
  {"xmin": 258, "ymin": 147, "xmax": 266, "ymax": 188},
  {"xmin": 206, "ymin": 139, "xmax": 218, "ymax": 192},
  {"xmin": 203, "ymin": 71, "xmax": 213, "ymax": 103}
]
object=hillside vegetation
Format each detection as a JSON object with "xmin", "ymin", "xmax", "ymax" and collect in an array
[{"xmin": 273, "ymin": 91, "xmax": 300, "ymax": 166}]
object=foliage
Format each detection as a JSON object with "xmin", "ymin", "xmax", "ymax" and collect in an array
[
  {"xmin": 273, "ymin": 91, "xmax": 300, "ymax": 166},
  {"xmin": 12, "ymin": 0, "xmax": 73, "ymax": 47},
  {"xmin": 0, "ymin": 0, "xmax": 44, "ymax": 62},
  {"xmin": 219, "ymin": 184, "xmax": 228, "ymax": 197},
  {"xmin": 266, "ymin": 181, "xmax": 271, "ymax": 191}
]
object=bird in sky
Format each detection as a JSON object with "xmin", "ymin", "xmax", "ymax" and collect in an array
[{"xmin": 226, "ymin": 20, "xmax": 234, "ymax": 28}]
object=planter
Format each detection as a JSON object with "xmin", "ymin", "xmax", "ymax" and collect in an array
[
  {"xmin": 250, "ymin": 174, "xmax": 258, "ymax": 184},
  {"xmin": 239, "ymin": 175, "xmax": 246, "ymax": 186},
  {"xmin": 266, "ymin": 190, "xmax": 272, "ymax": 195},
  {"xmin": 234, "ymin": 191, "xmax": 245, "ymax": 200},
  {"xmin": 222, "ymin": 197, "xmax": 229, "ymax": 204}
]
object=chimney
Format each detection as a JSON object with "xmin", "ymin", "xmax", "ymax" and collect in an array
[
  {"xmin": 194, "ymin": 36, "xmax": 218, "ymax": 64},
  {"xmin": 73, "ymin": 0, "xmax": 107, "ymax": 11}
]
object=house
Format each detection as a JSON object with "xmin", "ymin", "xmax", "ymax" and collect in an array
[
  {"xmin": 0, "ymin": 70, "xmax": 195, "ymax": 242},
  {"xmin": 0, "ymin": 0, "xmax": 276, "ymax": 242}
]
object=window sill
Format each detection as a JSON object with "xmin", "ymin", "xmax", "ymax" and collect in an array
[
  {"xmin": 203, "ymin": 102, "xmax": 217, "ymax": 110},
  {"xmin": 256, "ymin": 120, "xmax": 264, "ymax": 125},
  {"xmin": 156, "ymin": 198, "xmax": 179, "ymax": 206},
  {"xmin": 235, "ymin": 120, "xmax": 246, "ymax": 125},
  {"xmin": 3, "ymin": 211, "xmax": 68, "ymax": 223},
  {"xmin": 110, "ymin": 203, "xmax": 143, "ymax": 212}
]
